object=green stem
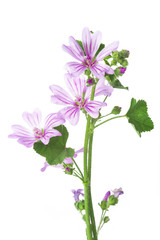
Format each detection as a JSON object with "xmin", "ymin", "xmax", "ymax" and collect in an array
[
  {"xmin": 72, "ymin": 157, "xmax": 84, "ymax": 179},
  {"xmin": 97, "ymin": 210, "xmax": 105, "ymax": 235},
  {"xmin": 83, "ymin": 115, "xmax": 92, "ymax": 240},
  {"xmin": 95, "ymin": 115, "xmax": 126, "ymax": 129},
  {"xmin": 88, "ymin": 133, "xmax": 98, "ymax": 240}
]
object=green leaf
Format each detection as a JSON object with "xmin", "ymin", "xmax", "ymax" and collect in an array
[
  {"xmin": 106, "ymin": 74, "xmax": 128, "ymax": 90},
  {"xmin": 95, "ymin": 43, "xmax": 105, "ymax": 57},
  {"xmin": 126, "ymin": 98, "xmax": 154, "ymax": 137},
  {"xmin": 33, "ymin": 125, "xmax": 75, "ymax": 165}
]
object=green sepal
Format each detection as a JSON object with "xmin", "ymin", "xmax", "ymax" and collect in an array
[
  {"xmin": 33, "ymin": 125, "xmax": 75, "ymax": 165},
  {"xmin": 74, "ymin": 200, "xmax": 85, "ymax": 211},
  {"xmin": 126, "ymin": 98, "xmax": 154, "ymax": 137},
  {"xmin": 108, "ymin": 195, "xmax": 118, "ymax": 205},
  {"xmin": 76, "ymin": 40, "xmax": 85, "ymax": 55},
  {"xmin": 99, "ymin": 200, "xmax": 107, "ymax": 210}
]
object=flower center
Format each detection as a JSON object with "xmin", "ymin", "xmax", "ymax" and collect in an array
[
  {"xmin": 75, "ymin": 96, "xmax": 85, "ymax": 108},
  {"xmin": 85, "ymin": 56, "xmax": 93, "ymax": 67},
  {"xmin": 33, "ymin": 128, "xmax": 44, "ymax": 139}
]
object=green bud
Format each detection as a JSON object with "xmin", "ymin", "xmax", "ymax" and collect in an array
[
  {"xmin": 111, "ymin": 59, "xmax": 117, "ymax": 66},
  {"xmin": 114, "ymin": 68, "xmax": 121, "ymax": 76},
  {"xmin": 111, "ymin": 106, "xmax": 122, "ymax": 115},
  {"xmin": 121, "ymin": 60, "xmax": 128, "ymax": 67},
  {"xmin": 112, "ymin": 51, "xmax": 118, "ymax": 59},
  {"xmin": 100, "ymin": 200, "xmax": 107, "ymax": 210},
  {"xmin": 117, "ymin": 58, "xmax": 123, "ymax": 64},
  {"xmin": 74, "ymin": 200, "xmax": 85, "ymax": 211},
  {"xmin": 104, "ymin": 216, "xmax": 110, "ymax": 223},
  {"xmin": 85, "ymin": 69, "xmax": 91, "ymax": 76},
  {"xmin": 108, "ymin": 195, "xmax": 118, "ymax": 205}
]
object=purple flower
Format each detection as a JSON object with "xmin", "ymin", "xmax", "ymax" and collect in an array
[
  {"xmin": 41, "ymin": 147, "xmax": 84, "ymax": 172},
  {"xmin": 50, "ymin": 74, "xmax": 113, "ymax": 125},
  {"xmin": 72, "ymin": 189, "xmax": 84, "ymax": 202},
  {"xmin": 103, "ymin": 191, "xmax": 111, "ymax": 201},
  {"xmin": 120, "ymin": 67, "xmax": 126, "ymax": 74},
  {"xmin": 62, "ymin": 27, "xmax": 119, "ymax": 78},
  {"xmin": 112, "ymin": 188, "xmax": 124, "ymax": 198},
  {"xmin": 8, "ymin": 109, "xmax": 65, "ymax": 148}
]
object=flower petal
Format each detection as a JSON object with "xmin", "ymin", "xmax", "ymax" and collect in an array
[
  {"xmin": 65, "ymin": 62, "xmax": 87, "ymax": 77},
  {"xmin": 69, "ymin": 36, "xmax": 85, "ymax": 61},
  {"xmin": 22, "ymin": 109, "xmax": 42, "ymax": 128},
  {"xmin": 90, "ymin": 63, "xmax": 114, "ymax": 78},
  {"xmin": 60, "ymin": 106, "xmax": 80, "ymax": 125},
  {"xmin": 96, "ymin": 41, "xmax": 119, "ymax": 61},
  {"xmin": 44, "ymin": 113, "xmax": 65, "ymax": 130},
  {"xmin": 41, "ymin": 162, "xmax": 49, "ymax": 172},
  {"xmin": 8, "ymin": 124, "xmax": 32, "ymax": 138},
  {"xmin": 95, "ymin": 79, "xmax": 114, "ymax": 97},
  {"xmin": 65, "ymin": 73, "xmax": 86, "ymax": 98},
  {"xmin": 50, "ymin": 85, "xmax": 74, "ymax": 105},
  {"xmin": 17, "ymin": 136, "xmax": 36, "ymax": 148},
  {"xmin": 85, "ymin": 101, "xmax": 107, "ymax": 118},
  {"xmin": 82, "ymin": 27, "xmax": 92, "ymax": 58}
]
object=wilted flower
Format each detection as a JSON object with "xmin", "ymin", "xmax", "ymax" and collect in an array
[
  {"xmin": 8, "ymin": 109, "xmax": 65, "ymax": 148},
  {"xmin": 62, "ymin": 27, "xmax": 119, "ymax": 78},
  {"xmin": 112, "ymin": 188, "xmax": 124, "ymax": 198},
  {"xmin": 41, "ymin": 148, "xmax": 84, "ymax": 171},
  {"xmin": 50, "ymin": 74, "xmax": 113, "ymax": 125},
  {"xmin": 72, "ymin": 189, "xmax": 84, "ymax": 202}
]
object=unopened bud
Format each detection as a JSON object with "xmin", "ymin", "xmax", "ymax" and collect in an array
[
  {"xmin": 111, "ymin": 106, "xmax": 122, "ymax": 115},
  {"xmin": 104, "ymin": 216, "xmax": 110, "ymax": 223}
]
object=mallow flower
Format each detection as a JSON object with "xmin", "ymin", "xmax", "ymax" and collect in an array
[
  {"xmin": 41, "ymin": 148, "xmax": 84, "ymax": 171},
  {"xmin": 62, "ymin": 27, "xmax": 119, "ymax": 78},
  {"xmin": 112, "ymin": 188, "xmax": 124, "ymax": 198},
  {"xmin": 8, "ymin": 109, "xmax": 65, "ymax": 148},
  {"xmin": 50, "ymin": 74, "xmax": 113, "ymax": 125},
  {"xmin": 72, "ymin": 189, "xmax": 84, "ymax": 202}
]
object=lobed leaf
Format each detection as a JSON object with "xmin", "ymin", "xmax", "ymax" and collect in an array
[{"xmin": 126, "ymin": 98, "xmax": 154, "ymax": 137}]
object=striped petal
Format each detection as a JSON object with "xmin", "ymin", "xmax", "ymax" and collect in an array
[
  {"xmin": 85, "ymin": 101, "xmax": 107, "ymax": 118},
  {"xmin": 65, "ymin": 62, "xmax": 87, "ymax": 77},
  {"xmin": 65, "ymin": 73, "xmax": 86, "ymax": 98},
  {"xmin": 50, "ymin": 85, "xmax": 74, "ymax": 105},
  {"xmin": 96, "ymin": 41, "xmax": 119, "ymax": 61},
  {"xmin": 17, "ymin": 136, "xmax": 36, "ymax": 148},
  {"xmin": 44, "ymin": 113, "xmax": 65, "ymax": 130},
  {"xmin": 90, "ymin": 63, "xmax": 114, "ymax": 78},
  {"xmin": 69, "ymin": 36, "xmax": 85, "ymax": 61},
  {"xmin": 41, "ymin": 129, "xmax": 62, "ymax": 145},
  {"xmin": 82, "ymin": 27, "xmax": 102, "ymax": 59},
  {"xmin": 8, "ymin": 124, "xmax": 32, "ymax": 138},
  {"xmin": 22, "ymin": 109, "xmax": 42, "ymax": 128},
  {"xmin": 60, "ymin": 106, "xmax": 80, "ymax": 125},
  {"xmin": 95, "ymin": 79, "xmax": 114, "ymax": 97}
]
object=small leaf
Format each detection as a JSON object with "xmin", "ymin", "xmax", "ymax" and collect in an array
[
  {"xmin": 76, "ymin": 40, "xmax": 85, "ymax": 55},
  {"xmin": 106, "ymin": 74, "xmax": 128, "ymax": 90},
  {"xmin": 33, "ymin": 125, "xmax": 74, "ymax": 165},
  {"xmin": 126, "ymin": 98, "xmax": 154, "ymax": 137}
]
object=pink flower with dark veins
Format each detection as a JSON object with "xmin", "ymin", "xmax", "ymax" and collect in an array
[
  {"xmin": 50, "ymin": 74, "xmax": 113, "ymax": 125},
  {"xmin": 8, "ymin": 109, "xmax": 65, "ymax": 148},
  {"xmin": 62, "ymin": 27, "xmax": 119, "ymax": 78}
]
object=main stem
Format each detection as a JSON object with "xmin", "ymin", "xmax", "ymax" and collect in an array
[{"xmin": 83, "ymin": 85, "xmax": 97, "ymax": 240}]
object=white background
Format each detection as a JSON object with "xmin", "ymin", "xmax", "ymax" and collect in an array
[{"xmin": 0, "ymin": 0, "xmax": 160, "ymax": 239}]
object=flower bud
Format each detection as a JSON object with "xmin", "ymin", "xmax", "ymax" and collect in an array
[
  {"xmin": 120, "ymin": 67, "xmax": 126, "ymax": 74},
  {"xmin": 112, "ymin": 51, "xmax": 118, "ymax": 59},
  {"xmin": 86, "ymin": 78, "xmax": 95, "ymax": 86},
  {"xmin": 121, "ymin": 60, "xmax": 128, "ymax": 67},
  {"xmin": 111, "ymin": 106, "xmax": 122, "ymax": 115},
  {"xmin": 104, "ymin": 216, "xmax": 110, "ymax": 223},
  {"xmin": 85, "ymin": 69, "xmax": 91, "ymax": 76}
]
